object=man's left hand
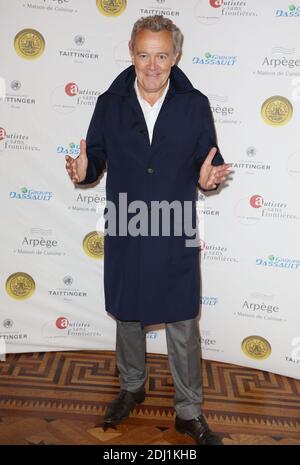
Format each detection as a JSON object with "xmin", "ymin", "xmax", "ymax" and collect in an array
[{"xmin": 198, "ymin": 147, "xmax": 231, "ymax": 190}]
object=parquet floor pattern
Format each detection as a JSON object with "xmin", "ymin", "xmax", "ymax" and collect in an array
[{"xmin": 0, "ymin": 351, "xmax": 299, "ymax": 445}]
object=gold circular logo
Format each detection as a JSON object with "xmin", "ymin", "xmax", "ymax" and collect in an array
[
  {"xmin": 242, "ymin": 336, "xmax": 272, "ymax": 360},
  {"xmin": 83, "ymin": 231, "xmax": 104, "ymax": 259},
  {"xmin": 14, "ymin": 29, "xmax": 45, "ymax": 60},
  {"xmin": 96, "ymin": 0, "xmax": 127, "ymax": 16},
  {"xmin": 6, "ymin": 272, "xmax": 36, "ymax": 300},
  {"xmin": 261, "ymin": 96, "xmax": 293, "ymax": 126}
]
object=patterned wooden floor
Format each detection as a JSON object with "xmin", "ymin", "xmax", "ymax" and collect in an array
[{"xmin": 0, "ymin": 350, "xmax": 299, "ymax": 445}]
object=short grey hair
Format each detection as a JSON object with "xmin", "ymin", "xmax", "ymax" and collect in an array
[{"xmin": 130, "ymin": 15, "xmax": 183, "ymax": 55}]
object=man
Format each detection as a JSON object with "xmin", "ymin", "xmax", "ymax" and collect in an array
[{"xmin": 66, "ymin": 16, "xmax": 231, "ymax": 445}]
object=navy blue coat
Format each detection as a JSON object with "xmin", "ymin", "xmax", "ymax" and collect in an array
[{"xmin": 81, "ymin": 65, "xmax": 223, "ymax": 326}]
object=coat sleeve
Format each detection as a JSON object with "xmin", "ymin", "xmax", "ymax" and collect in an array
[
  {"xmin": 78, "ymin": 95, "xmax": 107, "ymax": 185},
  {"xmin": 194, "ymin": 95, "xmax": 224, "ymax": 191}
]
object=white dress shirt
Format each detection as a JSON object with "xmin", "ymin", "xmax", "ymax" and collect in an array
[{"xmin": 134, "ymin": 78, "xmax": 170, "ymax": 144}]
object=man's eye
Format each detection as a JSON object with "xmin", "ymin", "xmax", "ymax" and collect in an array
[{"xmin": 159, "ymin": 55, "xmax": 167, "ymax": 60}]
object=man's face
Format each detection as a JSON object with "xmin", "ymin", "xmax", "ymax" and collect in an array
[{"xmin": 130, "ymin": 29, "xmax": 178, "ymax": 96}]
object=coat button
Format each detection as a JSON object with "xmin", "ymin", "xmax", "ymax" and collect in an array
[{"xmin": 147, "ymin": 167, "xmax": 154, "ymax": 174}]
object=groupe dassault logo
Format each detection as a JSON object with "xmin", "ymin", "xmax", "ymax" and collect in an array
[
  {"xmin": 9, "ymin": 187, "xmax": 53, "ymax": 201},
  {"xmin": 276, "ymin": 4, "xmax": 300, "ymax": 16},
  {"xmin": 192, "ymin": 52, "xmax": 237, "ymax": 66},
  {"xmin": 56, "ymin": 142, "xmax": 80, "ymax": 156},
  {"xmin": 256, "ymin": 255, "xmax": 300, "ymax": 270}
]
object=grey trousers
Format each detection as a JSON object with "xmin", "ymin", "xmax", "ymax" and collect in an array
[{"xmin": 116, "ymin": 317, "xmax": 203, "ymax": 420}]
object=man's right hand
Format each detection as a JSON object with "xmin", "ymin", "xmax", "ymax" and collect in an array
[{"xmin": 65, "ymin": 139, "xmax": 88, "ymax": 184}]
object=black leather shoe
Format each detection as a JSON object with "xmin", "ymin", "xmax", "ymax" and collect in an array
[
  {"xmin": 103, "ymin": 388, "xmax": 145, "ymax": 425},
  {"xmin": 175, "ymin": 414, "xmax": 223, "ymax": 445}
]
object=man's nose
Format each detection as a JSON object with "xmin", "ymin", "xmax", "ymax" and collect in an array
[{"xmin": 148, "ymin": 57, "xmax": 157, "ymax": 69}]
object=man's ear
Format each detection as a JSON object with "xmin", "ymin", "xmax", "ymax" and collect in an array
[{"xmin": 128, "ymin": 40, "xmax": 134, "ymax": 63}]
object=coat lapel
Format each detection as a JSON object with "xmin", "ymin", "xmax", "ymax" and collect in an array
[{"xmin": 148, "ymin": 86, "xmax": 176, "ymax": 162}]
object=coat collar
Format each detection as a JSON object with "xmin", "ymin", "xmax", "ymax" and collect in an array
[{"xmin": 107, "ymin": 64, "xmax": 195, "ymax": 97}]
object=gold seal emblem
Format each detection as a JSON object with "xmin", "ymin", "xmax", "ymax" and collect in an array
[
  {"xmin": 261, "ymin": 96, "xmax": 293, "ymax": 126},
  {"xmin": 96, "ymin": 0, "xmax": 127, "ymax": 16},
  {"xmin": 83, "ymin": 231, "xmax": 104, "ymax": 259},
  {"xmin": 6, "ymin": 272, "xmax": 36, "ymax": 300},
  {"xmin": 14, "ymin": 29, "xmax": 45, "ymax": 60},
  {"xmin": 242, "ymin": 336, "xmax": 271, "ymax": 360}
]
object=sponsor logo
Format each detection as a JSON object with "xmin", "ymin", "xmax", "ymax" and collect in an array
[
  {"xmin": 83, "ymin": 231, "xmax": 105, "ymax": 259},
  {"xmin": 261, "ymin": 96, "xmax": 293, "ymax": 126},
  {"xmin": 49, "ymin": 277, "xmax": 88, "ymax": 301},
  {"xmin": 276, "ymin": 4, "xmax": 300, "ymax": 17},
  {"xmin": 58, "ymin": 35, "xmax": 99, "ymax": 63},
  {"xmin": 201, "ymin": 330, "xmax": 217, "ymax": 347},
  {"xmin": 200, "ymin": 330, "xmax": 223, "ymax": 353},
  {"xmin": 13, "ymin": 228, "xmax": 65, "ymax": 257},
  {"xmin": 235, "ymin": 295, "xmax": 286, "ymax": 323},
  {"xmin": 236, "ymin": 194, "xmax": 298, "ymax": 225},
  {"xmin": 242, "ymin": 336, "xmax": 272, "ymax": 360},
  {"xmin": 51, "ymin": 82, "xmax": 101, "ymax": 113},
  {"xmin": 250, "ymin": 194, "xmax": 298, "ymax": 220},
  {"xmin": 0, "ymin": 80, "xmax": 36, "ymax": 108},
  {"xmin": 10, "ymin": 187, "xmax": 53, "ymax": 201},
  {"xmin": 68, "ymin": 188, "xmax": 106, "ymax": 214},
  {"xmin": 195, "ymin": 0, "xmax": 258, "ymax": 26},
  {"xmin": 231, "ymin": 148, "xmax": 271, "ymax": 174},
  {"xmin": 57, "ymin": 142, "xmax": 80, "ymax": 156},
  {"xmin": 0, "ymin": 130, "xmax": 40, "ymax": 152},
  {"xmin": 96, "ymin": 0, "xmax": 127, "ymax": 16},
  {"xmin": 202, "ymin": 243, "xmax": 238, "ymax": 264},
  {"xmin": 14, "ymin": 29, "xmax": 45, "ymax": 60},
  {"xmin": 5, "ymin": 272, "xmax": 35, "ymax": 300},
  {"xmin": 256, "ymin": 255, "xmax": 300, "ymax": 270},
  {"xmin": 197, "ymin": 194, "xmax": 220, "ymax": 217},
  {"xmin": 140, "ymin": 0, "xmax": 180, "ymax": 17},
  {"xmin": 0, "ymin": 316, "xmax": 28, "ymax": 346},
  {"xmin": 193, "ymin": 51, "xmax": 237, "ymax": 66},
  {"xmin": 256, "ymin": 47, "xmax": 300, "ymax": 78},
  {"xmin": 208, "ymin": 94, "xmax": 240, "ymax": 125},
  {"xmin": 42, "ymin": 316, "xmax": 102, "ymax": 339}
]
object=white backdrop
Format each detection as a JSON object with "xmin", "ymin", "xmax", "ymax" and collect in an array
[{"xmin": 0, "ymin": 0, "xmax": 300, "ymax": 380}]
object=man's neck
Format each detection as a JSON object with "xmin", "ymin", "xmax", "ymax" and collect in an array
[{"xmin": 136, "ymin": 80, "xmax": 169, "ymax": 106}]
